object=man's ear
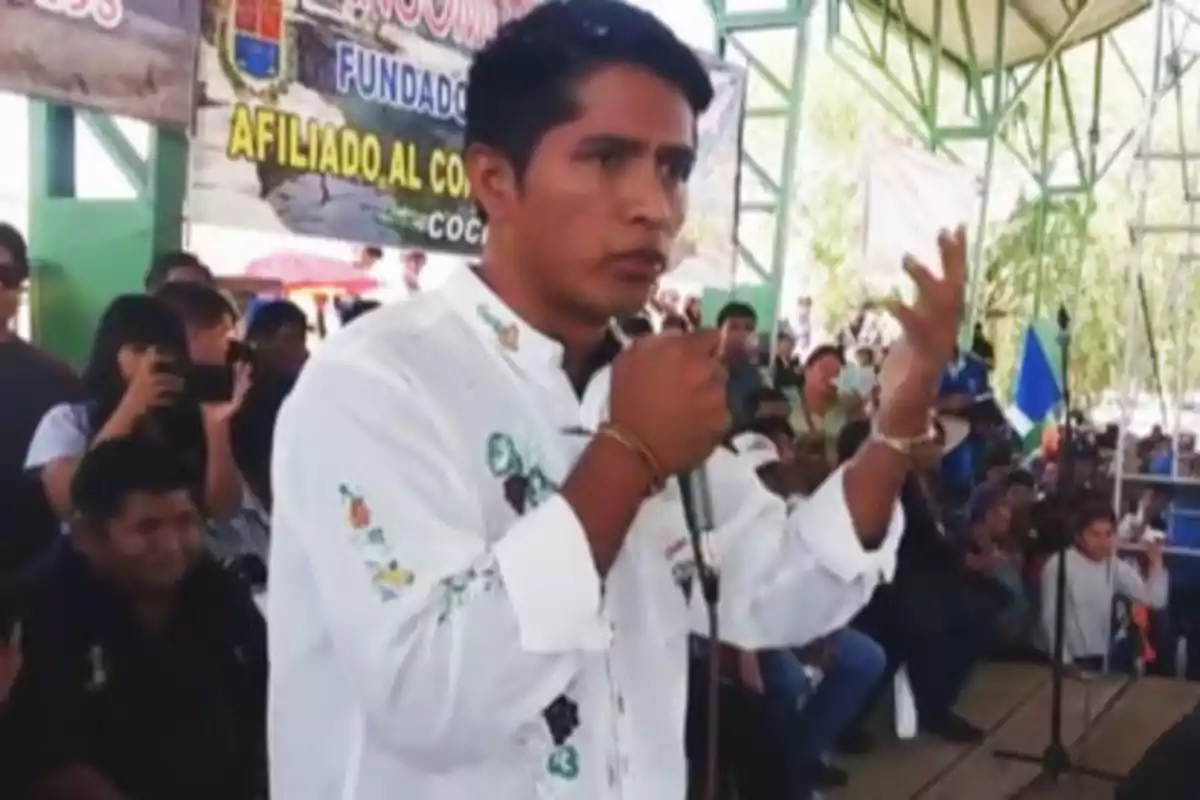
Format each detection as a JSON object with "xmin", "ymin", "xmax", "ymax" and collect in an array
[{"xmin": 464, "ymin": 142, "xmax": 520, "ymax": 224}]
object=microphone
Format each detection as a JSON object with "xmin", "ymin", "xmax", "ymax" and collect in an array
[{"xmin": 607, "ymin": 320, "xmax": 722, "ymax": 800}]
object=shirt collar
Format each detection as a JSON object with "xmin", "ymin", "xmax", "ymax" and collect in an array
[
  {"xmin": 442, "ymin": 268, "xmax": 625, "ymax": 382},
  {"xmin": 444, "ymin": 268, "xmax": 566, "ymax": 372}
]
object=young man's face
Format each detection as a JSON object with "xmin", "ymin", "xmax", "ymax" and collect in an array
[
  {"xmin": 776, "ymin": 334, "xmax": 795, "ymax": 360},
  {"xmin": 81, "ymin": 489, "xmax": 204, "ymax": 594},
  {"xmin": 805, "ymin": 354, "xmax": 841, "ymax": 401},
  {"xmin": 721, "ymin": 314, "xmax": 756, "ymax": 360},
  {"xmin": 1078, "ymin": 517, "xmax": 1116, "ymax": 561},
  {"xmin": 470, "ymin": 64, "xmax": 695, "ymax": 322}
]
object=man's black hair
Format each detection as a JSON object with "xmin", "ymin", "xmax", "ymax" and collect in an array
[
  {"xmin": 1072, "ymin": 495, "xmax": 1116, "ymax": 536},
  {"xmin": 144, "ymin": 250, "xmax": 214, "ymax": 291},
  {"xmin": 465, "ymin": 0, "xmax": 713, "ymax": 221},
  {"xmin": 71, "ymin": 436, "xmax": 199, "ymax": 524},
  {"xmin": 246, "ymin": 299, "xmax": 307, "ymax": 342},
  {"xmin": 0, "ymin": 222, "xmax": 29, "ymax": 279},
  {"xmin": 716, "ymin": 301, "xmax": 756, "ymax": 327},
  {"xmin": 154, "ymin": 281, "xmax": 236, "ymax": 331},
  {"xmin": 803, "ymin": 344, "xmax": 845, "ymax": 373},
  {"xmin": 617, "ymin": 315, "xmax": 653, "ymax": 338}
]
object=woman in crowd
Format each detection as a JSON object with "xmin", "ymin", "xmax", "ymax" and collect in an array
[{"xmin": 24, "ymin": 295, "xmax": 244, "ymax": 526}]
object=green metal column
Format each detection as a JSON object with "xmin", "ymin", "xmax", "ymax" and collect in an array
[
  {"xmin": 26, "ymin": 102, "xmax": 188, "ymax": 366},
  {"xmin": 708, "ymin": 0, "xmax": 813, "ymax": 334}
]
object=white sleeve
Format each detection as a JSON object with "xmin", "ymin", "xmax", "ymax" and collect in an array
[
  {"xmin": 24, "ymin": 402, "xmax": 89, "ymax": 471},
  {"xmin": 270, "ymin": 355, "xmax": 608, "ymax": 765},
  {"xmin": 1113, "ymin": 558, "xmax": 1169, "ymax": 609},
  {"xmin": 690, "ymin": 447, "xmax": 904, "ymax": 650}
]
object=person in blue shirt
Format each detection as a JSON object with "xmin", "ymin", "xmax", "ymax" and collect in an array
[{"xmin": 937, "ymin": 348, "xmax": 992, "ymax": 503}]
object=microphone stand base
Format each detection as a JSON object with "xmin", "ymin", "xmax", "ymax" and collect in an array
[{"xmin": 992, "ymin": 744, "xmax": 1124, "ymax": 785}]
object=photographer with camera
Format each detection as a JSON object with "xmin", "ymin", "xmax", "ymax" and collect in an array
[{"xmin": 25, "ymin": 295, "xmax": 247, "ymax": 535}]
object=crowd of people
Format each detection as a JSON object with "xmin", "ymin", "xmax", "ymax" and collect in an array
[
  {"xmin": 0, "ymin": 2, "xmax": 1195, "ymax": 798},
  {"xmin": 0, "ymin": 228, "xmax": 312, "ymax": 799},
  {"xmin": 0, "ymin": 217, "xmax": 1178, "ymax": 800},
  {"xmin": 615, "ymin": 296, "xmax": 1183, "ymax": 798},
  {"xmin": 0, "ymin": 219, "xmax": 1171, "ymax": 800}
]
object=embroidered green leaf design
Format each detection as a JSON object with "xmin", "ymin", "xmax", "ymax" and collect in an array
[
  {"xmin": 547, "ymin": 744, "xmax": 581, "ymax": 780},
  {"xmin": 436, "ymin": 564, "xmax": 502, "ymax": 624}
]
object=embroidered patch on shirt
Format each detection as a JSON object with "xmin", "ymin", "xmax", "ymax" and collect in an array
[
  {"xmin": 436, "ymin": 563, "xmax": 502, "ymax": 624},
  {"xmin": 543, "ymin": 695, "xmax": 581, "ymax": 780},
  {"xmin": 486, "ymin": 433, "xmax": 557, "ymax": 514},
  {"xmin": 339, "ymin": 485, "xmax": 414, "ymax": 601},
  {"xmin": 477, "ymin": 303, "xmax": 520, "ymax": 351}
]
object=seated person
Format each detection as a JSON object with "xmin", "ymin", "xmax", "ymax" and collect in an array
[
  {"xmin": 0, "ymin": 437, "xmax": 267, "ymax": 800},
  {"xmin": 1118, "ymin": 487, "xmax": 1170, "ymax": 542},
  {"xmin": 849, "ymin": 418, "xmax": 993, "ymax": 743},
  {"xmin": 1041, "ymin": 499, "xmax": 1168, "ymax": 672},
  {"xmin": 734, "ymin": 424, "xmax": 886, "ymax": 792},
  {"xmin": 963, "ymin": 482, "xmax": 1035, "ymax": 650}
]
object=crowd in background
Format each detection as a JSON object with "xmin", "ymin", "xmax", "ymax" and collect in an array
[{"xmin": 0, "ymin": 217, "xmax": 1195, "ymax": 799}]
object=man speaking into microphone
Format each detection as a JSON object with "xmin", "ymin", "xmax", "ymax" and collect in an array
[{"xmin": 266, "ymin": 1, "xmax": 966, "ymax": 798}]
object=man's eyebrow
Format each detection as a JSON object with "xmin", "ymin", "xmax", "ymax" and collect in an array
[{"xmin": 575, "ymin": 134, "xmax": 696, "ymax": 161}]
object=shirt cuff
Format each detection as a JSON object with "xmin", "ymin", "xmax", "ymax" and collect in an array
[
  {"xmin": 494, "ymin": 494, "xmax": 609, "ymax": 654},
  {"xmin": 795, "ymin": 466, "xmax": 905, "ymax": 584}
]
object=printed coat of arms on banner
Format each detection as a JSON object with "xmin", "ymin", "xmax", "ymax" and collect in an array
[
  {"xmin": 0, "ymin": 0, "xmax": 200, "ymax": 127},
  {"xmin": 189, "ymin": 0, "xmax": 747, "ymax": 262}
]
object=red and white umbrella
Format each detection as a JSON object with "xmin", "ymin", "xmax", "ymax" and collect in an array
[{"xmin": 244, "ymin": 251, "xmax": 380, "ymax": 295}]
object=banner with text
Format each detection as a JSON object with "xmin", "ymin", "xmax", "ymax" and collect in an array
[
  {"xmin": 0, "ymin": 0, "xmax": 200, "ymax": 127},
  {"xmin": 189, "ymin": 0, "xmax": 747, "ymax": 259}
]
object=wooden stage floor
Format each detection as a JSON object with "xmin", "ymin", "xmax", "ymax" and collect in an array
[{"xmin": 827, "ymin": 663, "xmax": 1200, "ymax": 800}]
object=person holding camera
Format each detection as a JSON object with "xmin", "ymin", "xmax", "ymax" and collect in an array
[{"xmin": 25, "ymin": 295, "xmax": 247, "ymax": 530}]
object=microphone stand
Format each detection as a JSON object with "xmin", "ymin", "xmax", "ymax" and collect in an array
[
  {"xmin": 679, "ymin": 469, "xmax": 721, "ymax": 800},
  {"xmin": 993, "ymin": 305, "xmax": 1122, "ymax": 784}
]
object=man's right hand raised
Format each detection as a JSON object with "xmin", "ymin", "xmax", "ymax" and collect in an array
[{"xmin": 609, "ymin": 330, "xmax": 730, "ymax": 475}]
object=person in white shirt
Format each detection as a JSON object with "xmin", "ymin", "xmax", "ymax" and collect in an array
[
  {"xmin": 1041, "ymin": 501, "xmax": 1168, "ymax": 672},
  {"xmin": 266, "ymin": 2, "xmax": 966, "ymax": 799}
]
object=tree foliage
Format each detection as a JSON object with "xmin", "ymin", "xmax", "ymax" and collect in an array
[{"xmin": 791, "ymin": 50, "xmax": 1197, "ymax": 411}]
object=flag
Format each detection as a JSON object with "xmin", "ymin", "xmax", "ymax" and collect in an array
[{"xmin": 1008, "ymin": 320, "xmax": 1063, "ymax": 438}]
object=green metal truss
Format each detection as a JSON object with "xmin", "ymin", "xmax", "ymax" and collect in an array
[
  {"xmin": 26, "ymin": 104, "xmax": 187, "ymax": 364},
  {"xmin": 706, "ymin": 0, "xmax": 814, "ymax": 342},
  {"xmin": 824, "ymin": 0, "xmax": 1198, "ymax": 333}
]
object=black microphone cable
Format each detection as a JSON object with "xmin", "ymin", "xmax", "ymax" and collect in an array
[{"xmin": 678, "ymin": 470, "xmax": 720, "ymax": 800}]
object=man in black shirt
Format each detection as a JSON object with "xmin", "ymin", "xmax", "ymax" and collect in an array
[
  {"xmin": 0, "ymin": 437, "xmax": 266, "ymax": 800},
  {"xmin": 845, "ymin": 418, "xmax": 995, "ymax": 743}
]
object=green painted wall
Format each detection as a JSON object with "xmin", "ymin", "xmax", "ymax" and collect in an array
[{"xmin": 26, "ymin": 102, "xmax": 188, "ymax": 367}]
